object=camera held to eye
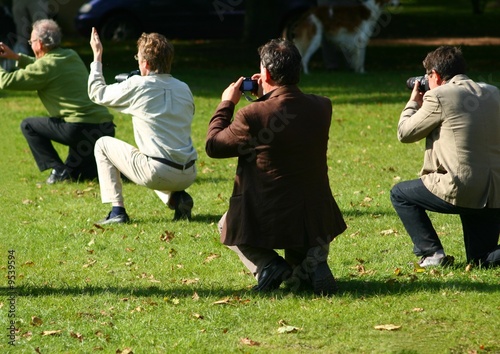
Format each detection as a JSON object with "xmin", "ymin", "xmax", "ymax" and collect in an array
[
  {"xmin": 115, "ymin": 69, "xmax": 140, "ymax": 83},
  {"xmin": 406, "ymin": 76, "xmax": 429, "ymax": 93},
  {"xmin": 239, "ymin": 77, "xmax": 258, "ymax": 93}
]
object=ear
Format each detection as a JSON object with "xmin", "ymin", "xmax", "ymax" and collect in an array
[
  {"xmin": 142, "ymin": 59, "xmax": 151, "ymax": 75},
  {"xmin": 262, "ymin": 67, "xmax": 272, "ymax": 84},
  {"xmin": 434, "ymin": 70, "xmax": 444, "ymax": 85}
]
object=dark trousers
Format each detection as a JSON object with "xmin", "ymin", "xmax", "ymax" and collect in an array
[
  {"xmin": 390, "ymin": 179, "xmax": 500, "ymax": 264},
  {"xmin": 20, "ymin": 117, "xmax": 115, "ymax": 181}
]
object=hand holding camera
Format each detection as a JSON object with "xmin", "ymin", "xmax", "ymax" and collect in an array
[
  {"xmin": 240, "ymin": 77, "xmax": 258, "ymax": 94},
  {"xmin": 406, "ymin": 76, "xmax": 429, "ymax": 93}
]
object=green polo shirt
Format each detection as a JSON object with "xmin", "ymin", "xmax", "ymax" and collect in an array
[{"xmin": 0, "ymin": 47, "xmax": 113, "ymax": 124}]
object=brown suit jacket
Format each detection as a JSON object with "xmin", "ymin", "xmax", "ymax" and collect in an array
[{"xmin": 206, "ymin": 85, "xmax": 346, "ymax": 248}]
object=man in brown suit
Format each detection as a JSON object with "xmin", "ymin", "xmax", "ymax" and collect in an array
[
  {"xmin": 391, "ymin": 46, "xmax": 500, "ymax": 268},
  {"xmin": 206, "ymin": 38, "xmax": 346, "ymax": 295}
]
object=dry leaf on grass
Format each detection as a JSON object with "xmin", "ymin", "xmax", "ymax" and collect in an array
[
  {"xmin": 41, "ymin": 330, "xmax": 62, "ymax": 336},
  {"xmin": 160, "ymin": 230, "xmax": 175, "ymax": 242},
  {"xmin": 277, "ymin": 325, "xmax": 300, "ymax": 334},
  {"xmin": 212, "ymin": 297, "xmax": 232, "ymax": 305},
  {"xmin": 182, "ymin": 278, "xmax": 199, "ymax": 285},
  {"xmin": 83, "ymin": 259, "xmax": 97, "ymax": 268},
  {"xmin": 240, "ymin": 337, "xmax": 260, "ymax": 346},
  {"xmin": 31, "ymin": 316, "xmax": 43, "ymax": 326},
  {"xmin": 374, "ymin": 324, "xmax": 401, "ymax": 331},
  {"xmin": 70, "ymin": 331, "xmax": 83, "ymax": 342},
  {"xmin": 203, "ymin": 253, "xmax": 220, "ymax": 263},
  {"xmin": 116, "ymin": 348, "xmax": 133, "ymax": 354}
]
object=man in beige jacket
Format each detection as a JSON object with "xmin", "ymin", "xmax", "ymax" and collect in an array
[{"xmin": 391, "ymin": 46, "xmax": 500, "ymax": 268}]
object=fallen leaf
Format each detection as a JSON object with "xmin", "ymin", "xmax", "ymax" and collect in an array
[
  {"xmin": 212, "ymin": 297, "xmax": 232, "ymax": 305},
  {"xmin": 203, "ymin": 253, "xmax": 220, "ymax": 263},
  {"xmin": 131, "ymin": 306, "xmax": 144, "ymax": 313},
  {"xmin": 31, "ymin": 316, "xmax": 43, "ymax": 326},
  {"xmin": 116, "ymin": 348, "xmax": 133, "ymax": 354},
  {"xmin": 182, "ymin": 278, "xmax": 199, "ymax": 285},
  {"xmin": 168, "ymin": 248, "xmax": 177, "ymax": 258},
  {"xmin": 412, "ymin": 308, "xmax": 424, "ymax": 312},
  {"xmin": 277, "ymin": 325, "xmax": 300, "ymax": 334},
  {"xmin": 193, "ymin": 313, "xmax": 204, "ymax": 320},
  {"xmin": 41, "ymin": 330, "xmax": 62, "ymax": 336},
  {"xmin": 374, "ymin": 324, "xmax": 401, "ymax": 331},
  {"xmin": 192, "ymin": 292, "xmax": 200, "ymax": 301},
  {"xmin": 83, "ymin": 259, "xmax": 97, "ymax": 268},
  {"xmin": 380, "ymin": 229, "xmax": 396, "ymax": 235},
  {"xmin": 413, "ymin": 263, "xmax": 426, "ymax": 273},
  {"xmin": 70, "ymin": 331, "xmax": 83, "ymax": 342},
  {"xmin": 240, "ymin": 337, "xmax": 260, "ymax": 346},
  {"xmin": 160, "ymin": 230, "xmax": 175, "ymax": 242},
  {"xmin": 93, "ymin": 224, "xmax": 105, "ymax": 230}
]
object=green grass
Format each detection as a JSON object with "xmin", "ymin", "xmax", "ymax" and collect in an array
[{"xmin": 2, "ymin": 1, "xmax": 500, "ymax": 353}]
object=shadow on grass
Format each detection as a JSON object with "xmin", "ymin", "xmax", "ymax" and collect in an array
[{"xmin": 2, "ymin": 276, "xmax": 498, "ymax": 299}]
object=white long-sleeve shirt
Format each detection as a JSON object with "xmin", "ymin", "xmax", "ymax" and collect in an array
[{"xmin": 88, "ymin": 61, "xmax": 197, "ymax": 164}]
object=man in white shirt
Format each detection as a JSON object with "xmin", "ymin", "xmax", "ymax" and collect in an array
[{"xmin": 88, "ymin": 28, "xmax": 197, "ymax": 225}]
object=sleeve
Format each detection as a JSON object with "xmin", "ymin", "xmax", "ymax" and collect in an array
[
  {"xmin": 87, "ymin": 61, "xmax": 136, "ymax": 111},
  {"xmin": 205, "ymin": 100, "xmax": 253, "ymax": 158},
  {"xmin": 397, "ymin": 91, "xmax": 443, "ymax": 143},
  {"xmin": 0, "ymin": 55, "xmax": 48, "ymax": 91}
]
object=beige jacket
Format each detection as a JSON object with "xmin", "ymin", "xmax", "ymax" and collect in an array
[{"xmin": 398, "ymin": 74, "xmax": 500, "ymax": 208}]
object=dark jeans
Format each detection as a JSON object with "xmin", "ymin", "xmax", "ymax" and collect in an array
[
  {"xmin": 20, "ymin": 117, "xmax": 115, "ymax": 181},
  {"xmin": 390, "ymin": 179, "xmax": 500, "ymax": 264}
]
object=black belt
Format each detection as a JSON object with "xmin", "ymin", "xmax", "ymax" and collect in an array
[{"xmin": 150, "ymin": 157, "xmax": 195, "ymax": 170}]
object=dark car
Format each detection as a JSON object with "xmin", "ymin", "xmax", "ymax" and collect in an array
[
  {"xmin": 75, "ymin": 0, "xmax": 246, "ymax": 41},
  {"xmin": 75, "ymin": 0, "xmax": 315, "ymax": 41}
]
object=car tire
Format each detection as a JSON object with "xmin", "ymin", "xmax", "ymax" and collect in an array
[{"xmin": 101, "ymin": 12, "xmax": 141, "ymax": 41}]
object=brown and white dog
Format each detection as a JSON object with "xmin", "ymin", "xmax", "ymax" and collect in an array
[{"xmin": 286, "ymin": 0, "xmax": 399, "ymax": 74}]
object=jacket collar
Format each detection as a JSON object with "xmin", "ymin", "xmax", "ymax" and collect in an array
[{"xmin": 255, "ymin": 85, "xmax": 301, "ymax": 102}]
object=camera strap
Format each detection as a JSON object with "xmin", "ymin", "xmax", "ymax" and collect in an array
[{"xmin": 242, "ymin": 92, "xmax": 256, "ymax": 102}]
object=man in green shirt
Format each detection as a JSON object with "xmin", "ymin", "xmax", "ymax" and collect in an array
[{"xmin": 0, "ymin": 19, "xmax": 114, "ymax": 183}]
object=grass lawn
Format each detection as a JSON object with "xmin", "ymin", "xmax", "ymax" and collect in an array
[{"xmin": 1, "ymin": 0, "xmax": 500, "ymax": 353}]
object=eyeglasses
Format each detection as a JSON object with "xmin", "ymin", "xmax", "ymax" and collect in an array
[{"xmin": 28, "ymin": 38, "xmax": 40, "ymax": 45}]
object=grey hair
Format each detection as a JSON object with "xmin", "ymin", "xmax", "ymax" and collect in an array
[{"xmin": 32, "ymin": 19, "xmax": 62, "ymax": 50}]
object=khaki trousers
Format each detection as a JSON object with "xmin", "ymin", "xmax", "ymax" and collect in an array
[{"xmin": 95, "ymin": 136, "xmax": 196, "ymax": 205}]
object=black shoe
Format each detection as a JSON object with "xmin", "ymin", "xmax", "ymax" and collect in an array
[
  {"xmin": 168, "ymin": 191, "xmax": 193, "ymax": 221},
  {"xmin": 309, "ymin": 261, "xmax": 338, "ymax": 296},
  {"xmin": 253, "ymin": 257, "xmax": 292, "ymax": 292},
  {"xmin": 485, "ymin": 246, "xmax": 500, "ymax": 267},
  {"xmin": 96, "ymin": 212, "xmax": 130, "ymax": 225},
  {"xmin": 46, "ymin": 168, "xmax": 71, "ymax": 184}
]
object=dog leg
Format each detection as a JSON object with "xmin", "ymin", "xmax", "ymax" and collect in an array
[{"xmin": 298, "ymin": 14, "xmax": 323, "ymax": 74}]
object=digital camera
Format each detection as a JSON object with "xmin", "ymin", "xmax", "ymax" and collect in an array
[
  {"xmin": 406, "ymin": 76, "xmax": 429, "ymax": 93},
  {"xmin": 239, "ymin": 77, "xmax": 258, "ymax": 93},
  {"xmin": 115, "ymin": 69, "xmax": 140, "ymax": 83}
]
